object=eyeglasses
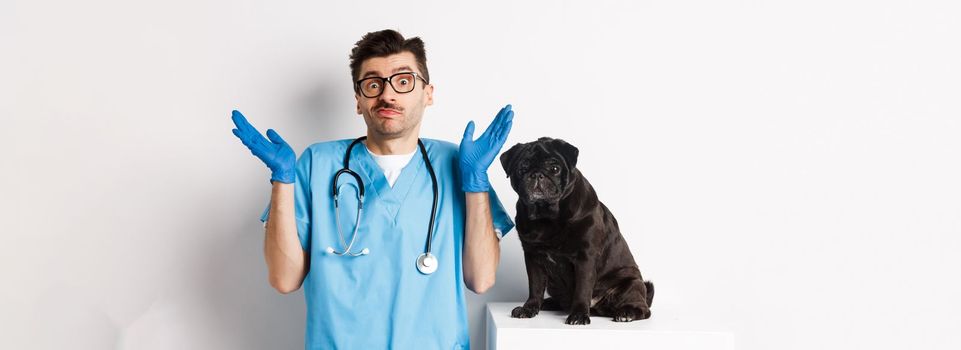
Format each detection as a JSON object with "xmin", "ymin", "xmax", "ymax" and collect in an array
[{"xmin": 355, "ymin": 72, "xmax": 429, "ymax": 98}]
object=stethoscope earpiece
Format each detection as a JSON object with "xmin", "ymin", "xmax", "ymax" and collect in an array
[{"xmin": 326, "ymin": 246, "xmax": 370, "ymax": 256}]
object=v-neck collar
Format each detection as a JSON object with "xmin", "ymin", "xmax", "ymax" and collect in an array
[{"xmin": 354, "ymin": 141, "xmax": 426, "ymax": 220}]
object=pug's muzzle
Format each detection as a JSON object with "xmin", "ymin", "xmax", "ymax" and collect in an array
[{"xmin": 524, "ymin": 171, "xmax": 561, "ymax": 202}]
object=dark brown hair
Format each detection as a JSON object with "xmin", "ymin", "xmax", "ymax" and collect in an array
[{"xmin": 349, "ymin": 29, "xmax": 429, "ymax": 93}]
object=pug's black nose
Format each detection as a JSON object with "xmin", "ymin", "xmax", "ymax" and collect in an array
[{"xmin": 528, "ymin": 172, "xmax": 545, "ymax": 181}]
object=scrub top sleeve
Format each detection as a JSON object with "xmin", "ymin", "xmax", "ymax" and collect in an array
[
  {"xmin": 258, "ymin": 148, "xmax": 313, "ymax": 252},
  {"xmin": 487, "ymin": 188, "xmax": 515, "ymax": 239}
]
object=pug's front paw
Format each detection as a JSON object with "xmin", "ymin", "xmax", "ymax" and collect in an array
[
  {"xmin": 565, "ymin": 311, "xmax": 591, "ymax": 325},
  {"xmin": 511, "ymin": 306, "xmax": 539, "ymax": 318}
]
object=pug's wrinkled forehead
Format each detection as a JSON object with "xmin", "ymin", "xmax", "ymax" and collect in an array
[{"xmin": 500, "ymin": 137, "xmax": 579, "ymax": 177}]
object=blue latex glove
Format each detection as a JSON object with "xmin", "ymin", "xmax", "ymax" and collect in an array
[
  {"xmin": 230, "ymin": 110, "xmax": 296, "ymax": 184},
  {"xmin": 459, "ymin": 104, "xmax": 514, "ymax": 192}
]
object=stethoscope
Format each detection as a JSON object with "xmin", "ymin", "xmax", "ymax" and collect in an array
[{"xmin": 325, "ymin": 136, "xmax": 440, "ymax": 275}]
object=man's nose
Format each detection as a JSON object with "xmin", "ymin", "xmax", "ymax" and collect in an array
[{"xmin": 379, "ymin": 84, "xmax": 400, "ymax": 102}]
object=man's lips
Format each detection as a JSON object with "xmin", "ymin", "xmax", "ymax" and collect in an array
[{"xmin": 376, "ymin": 108, "xmax": 401, "ymax": 117}]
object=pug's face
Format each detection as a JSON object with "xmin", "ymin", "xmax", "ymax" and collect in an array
[{"xmin": 500, "ymin": 137, "xmax": 579, "ymax": 220}]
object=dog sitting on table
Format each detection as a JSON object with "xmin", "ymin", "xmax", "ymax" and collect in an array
[{"xmin": 499, "ymin": 137, "xmax": 653, "ymax": 325}]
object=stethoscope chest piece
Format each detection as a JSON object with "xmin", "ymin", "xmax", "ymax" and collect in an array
[{"xmin": 416, "ymin": 253, "xmax": 438, "ymax": 275}]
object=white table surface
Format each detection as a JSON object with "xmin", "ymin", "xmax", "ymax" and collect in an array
[{"xmin": 486, "ymin": 302, "xmax": 735, "ymax": 350}]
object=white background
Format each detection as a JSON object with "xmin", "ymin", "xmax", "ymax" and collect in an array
[{"xmin": 2, "ymin": 0, "xmax": 959, "ymax": 349}]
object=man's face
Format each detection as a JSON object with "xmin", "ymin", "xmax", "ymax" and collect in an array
[{"xmin": 355, "ymin": 52, "xmax": 434, "ymax": 139}]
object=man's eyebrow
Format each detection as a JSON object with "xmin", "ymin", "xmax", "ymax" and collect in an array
[
  {"xmin": 361, "ymin": 71, "xmax": 382, "ymax": 79},
  {"xmin": 360, "ymin": 66, "xmax": 417, "ymax": 79},
  {"xmin": 392, "ymin": 66, "xmax": 415, "ymax": 74}
]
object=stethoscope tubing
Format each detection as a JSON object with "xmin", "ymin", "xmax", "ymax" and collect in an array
[{"xmin": 328, "ymin": 137, "xmax": 440, "ymax": 274}]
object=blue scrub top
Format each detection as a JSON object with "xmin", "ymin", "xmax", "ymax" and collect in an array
[{"xmin": 260, "ymin": 138, "xmax": 514, "ymax": 350}]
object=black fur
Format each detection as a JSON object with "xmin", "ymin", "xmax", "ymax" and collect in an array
[{"xmin": 500, "ymin": 137, "xmax": 653, "ymax": 325}]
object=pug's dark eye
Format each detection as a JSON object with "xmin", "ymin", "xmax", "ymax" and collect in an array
[
  {"xmin": 520, "ymin": 160, "xmax": 530, "ymax": 170},
  {"xmin": 550, "ymin": 165, "xmax": 560, "ymax": 174}
]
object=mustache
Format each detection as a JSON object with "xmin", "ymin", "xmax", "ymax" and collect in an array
[{"xmin": 373, "ymin": 101, "xmax": 404, "ymax": 112}]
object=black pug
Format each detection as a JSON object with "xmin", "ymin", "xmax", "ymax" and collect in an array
[{"xmin": 500, "ymin": 137, "xmax": 654, "ymax": 325}]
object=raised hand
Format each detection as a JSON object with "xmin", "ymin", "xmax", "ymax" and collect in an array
[
  {"xmin": 459, "ymin": 104, "xmax": 514, "ymax": 192},
  {"xmin": 230, "ymin": 110, "xmax": 296, "ymax": 184}
]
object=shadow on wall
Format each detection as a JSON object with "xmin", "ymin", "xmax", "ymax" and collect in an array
[
  {"xmin": 24, "ymin": 78, "xmax": 352, "ymax": 350},
  {"xmin": 194, "ymin": 81, "xmax": 347, "ymax": 349},
  {"xmin": 297, "ymin": 78, "xmax": 354, "ymax": 140},
  {"xmin": 465, "ymin": 230, "xmax": 530, "ymax": 350}
]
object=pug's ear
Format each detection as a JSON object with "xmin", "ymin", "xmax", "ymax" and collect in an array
[
  {"xmin": 550, "ymin": 138, "xmax": 579, "ymax": 170},
  {"xmin": 499, "ymin": 143, "xmax": 524, "ymax": 178}
]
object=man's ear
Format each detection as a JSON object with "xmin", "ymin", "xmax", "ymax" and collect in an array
[
  {"xmin": 548, "ymin": 138, "xmax": 579, "ymax": 170},
  {"xmin": 424, "ymin": 84, "xmax": 434, "ymax": 106},
  {"xmin": 499, "ymin": 143, "xmax": 525, "ymax": 178},
  {"xmin": 355, "ymin": 95, "xmax": 361, "ymax": 115}
]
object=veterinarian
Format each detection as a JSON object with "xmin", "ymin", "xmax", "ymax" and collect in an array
[{"xmin": 230, "ymin": 29, "xmax": 515, "ymax": 349}]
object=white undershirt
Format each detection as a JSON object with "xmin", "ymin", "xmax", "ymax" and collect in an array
[
  {"xmin": 366, "ymin": 148, "xmax": 417, "ymax": 187},
  {"xmin": 364, "ymin": 146, "xmax": 505, "ymax": 239}
]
